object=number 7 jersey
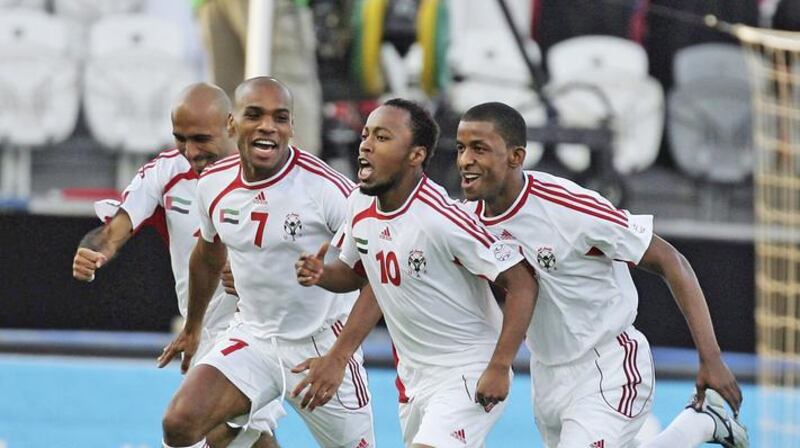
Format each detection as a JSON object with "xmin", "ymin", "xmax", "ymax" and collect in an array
[{"xmin": 196, "ymin": 147, "xmax": 357, "ymax": 340}]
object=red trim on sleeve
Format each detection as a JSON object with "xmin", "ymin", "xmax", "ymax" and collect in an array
[{"xmin": 163, "ymin": 169, "xmax": 199, "ymax": 195}]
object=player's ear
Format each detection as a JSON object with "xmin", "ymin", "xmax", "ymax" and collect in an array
[
  {"xmin": 409, "ymin": 145, "xmax": 427, "ymax": 168},
  {"xmin": 508, "ymin": 145, "xmax": 527, "ymax": 169},
  {"xmin": 226, "ymin": 113, "xmax": 236, "ymax": 137}
]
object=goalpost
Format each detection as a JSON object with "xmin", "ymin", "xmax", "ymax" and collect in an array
[{"xmin": 737, "ymin": 24, "xmax": 800, "ymax": 447}]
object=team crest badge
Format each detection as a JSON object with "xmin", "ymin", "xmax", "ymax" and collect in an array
[
  {"xmin": 407, "ymin": 250, "xmax": 427, "ymax": 278},
  {"xmin": 283, "ymin": 213, "xmax": 303, "ymax": 241},
  {"xmin": 493, "ymin": 243, "xmax": 514, "ymax": 262},
  {"xmin": 536, "ymin": 247, "xmax": 556, "ymax": 271}
]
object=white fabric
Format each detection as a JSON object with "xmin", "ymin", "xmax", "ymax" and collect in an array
[
  {"xmin": 198, "ymin": 321, "xmax": 374, "ymax": 447},
  {"xmin": 531, "ymin": 326, "xmax": 654, "ymax": 448},
  {"xmin": 196, "ymin": 147, "xmax": 357, "ymax": 340},
  {"xmin": 339, "ymin": 177, "xmax": 523, "ymax": 391},
  {"xmin": 643, "ymin": 408, "xmax": 714, "ymax": 448},
  {"xmin": 117, "ymin": 149, "xmax": 237, "ymax": 336},
  {"xmin": 399, "ymin": 363, "xmax": 509, "ymax": 448},
  {"xmin": 472, "ymin": 171, "xmax": 653, "ymax": 366}
]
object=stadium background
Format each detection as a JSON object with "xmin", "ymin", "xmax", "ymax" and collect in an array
[{"xmin": 0, "ymin": 0, "xmax": 797, "ymax": 447}]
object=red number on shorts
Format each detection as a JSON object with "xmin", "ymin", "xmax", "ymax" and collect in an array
[
  {"xmin": 376, "ymin": 250, "xmax": 401, "ymax": 286},
  {"xmin": 221, "ymin": 338, "xmax": 249, "ymax": 356},
  {"xmin": 250, "ymin": 212, "xmax": 269, "ymax": 247}
]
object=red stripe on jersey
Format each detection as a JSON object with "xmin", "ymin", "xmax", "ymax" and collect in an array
[
  {"xmin": 297, "ymin": 158, "xmax": 352, "ymax": 197},
  {"xmin": 419, "ymin": 183, "xmax": 496, "ymax": 243},
  {"xmin": 479, "ymin": 173, "xmax": 532, "ymax": 226},
  {"xmin": 531, "ymin": 189, "xmax": 628, "ymax": 228},
  {"xmin": 137, "ymin": 149, "xmax": 181, "ymax": 177},
  {"xmin": 208, "ymin": 169, "xmax": 246, "ymax": 219},
  {"xmin": 163, "ymin": 168, "xmax": 199, "ymax": 195},
  {"xmin": 351, "ymin": 178, "xmax": 426, "ymax": 227},
  {"xmin": 392, "ymin": 345, "xmax": 409, "ymax": 403},
  {"xmin": 236, "ymin": 148, "xmax": 299, "ymax": 190},
  {"xmin": 586, "ymin": 247, "xmax": 604, "ymax": 257},
  {"xmin": 138, "ymin": 205, "xmax": 169, "ymax": 247},
  {"xmin": 418, "ymin": 195, "xmax": 493, "ymax": 248},
  {"xmin": 334, "ymin": 231, "xmax": 346, "ymax": 249},
  {"xmin": 532, "ymin": 179, "xmax": 627, "ymax": 222},
  {"xmin": 352, "ymin": 201, "xmax": 380, "ymax": 228},
  {"xmin": 200, "ymin": 157, "xmax": 240, "ymax": 178},
  {"xmin": 353, "ymin": 260, "xmax": 367, "ymax": 278},
  {"xmin": 297, "ymin": 151, "xmax": 355, "ymax": 191}
]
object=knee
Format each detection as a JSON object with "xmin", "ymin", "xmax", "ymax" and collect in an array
[{"xmin": 162, "ymin": 405, "xmax": 203, "ymax": 445}]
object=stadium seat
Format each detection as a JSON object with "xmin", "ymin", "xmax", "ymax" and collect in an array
[
  {"xmin": 82, "ymin": 13, "xmax": 194, "ymax": 190},
  {"xmin": 53, "ymin": 0, "xmax": 145, "ymax": 60},
  {"xmin": 668, "ymin": 43, "xmax": 753, "ymax": 217},
  {"xmin": 545, "ymin": 35, "xmax": 664, "ymax": 174},
  {"xmin": 0, "ymin": 0, "xmax": 46, "ymax": 10},
  {"xmin": 0, "ymin": 9, "xmax": 79, "ymax": 200}
]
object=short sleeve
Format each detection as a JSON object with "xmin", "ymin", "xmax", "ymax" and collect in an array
[
  {"xmin": 581, "ymin": 212, "xmax": 653, "ymax": 264},
  {"xmin": 196, "ymin": 180, "xmax": 219, "ymax": 243},
  {"xmin": 120, "ymin": 164, "xmax": 164, "ymax": 230}
]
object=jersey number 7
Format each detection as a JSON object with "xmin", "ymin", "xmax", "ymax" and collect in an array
[{"xmin": 251, "ymin": 212, "xmax": 269, "ymax": 248}]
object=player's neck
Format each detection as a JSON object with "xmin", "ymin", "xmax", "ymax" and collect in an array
[
  {"xmin": 242, "ymin": 148, "xmax": 291, "ymax": 182},
  {"xmin": 483, "ymin": 171, "xmax": 525, "ymax": 217},
  {"xmin": 377, "ymin": 171, "xmax": 423, "ymax": 213}
]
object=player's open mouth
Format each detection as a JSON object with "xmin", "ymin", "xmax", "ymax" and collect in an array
[
  {"xmin": 461, "ymin": 172, "xmax": 480, "ymax": 188},
  {"xmin": 252, "ymin": 138, "xmax": 278, "ymax": 155},
  {"xmin": 358, "ymin": 157, "xmax": 374, "ymax": 182}
]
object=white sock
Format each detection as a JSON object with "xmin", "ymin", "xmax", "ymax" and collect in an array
[
  {"xmin": 642, "ymin": 408, "xmax": 715, "ymax": 448},
  {"xmin": 162, "ymin": 438, "xmax": 209, "ymax": 448}
]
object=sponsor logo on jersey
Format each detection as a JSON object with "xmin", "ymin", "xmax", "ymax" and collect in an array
[
  {"xmin": 493, "ymin": 243, "xmax": 514, "ymax": 262},
  {"xmin": 407, "ymin": 250, "xmax": 426, "ymax": 277},
  {"xmin": 450, "ymin": 428, "xmax": 467, "ymax": 444},
  {"xmin": 220, "ymin": 208, "xmax": 239, "ymax": 224},
  {"xmin": 379, "ymin": 227, "xmax": 392, "ymax": 241},
  {"xmin": 536, "ymin": 246, "xmax": 556, "ymax": 271},
  {"xmin": 355, "ymin": 237, "xmax": 368, "ymax": 254},
  {"xmin": 283, "ymin": 213, "xmax": 303, "ymax": 241},
  {"xmin": 165, "ymin": 195, "xmax": 191, "ymax": 214},
  {"xmin": 253, "ymin": 191, "xmax": 267, "ymax": 206}
]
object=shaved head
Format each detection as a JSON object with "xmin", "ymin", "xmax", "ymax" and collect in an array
[
  {"xmin": 171, "ymin": 82, "xmax": 232, "ymax": 122},
  {"xmin": 234, "ymin": 76, "xmax": 293, "ymax": 112}
]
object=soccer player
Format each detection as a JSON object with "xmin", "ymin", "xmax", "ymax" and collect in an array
[
  {"xmin": 292, "ymin": 98, "xmax": 538, "ymax": 447},
  {"xmin": 455, "ymin": 101, "xmax": 747, "ymax": 447},
  {"xmin": 157, "ymin": 77, "xmax": 374, "ymax": 448},
  {"xmin": 72, "ymin": 82, "xmax": 277, "ymax": 448}
]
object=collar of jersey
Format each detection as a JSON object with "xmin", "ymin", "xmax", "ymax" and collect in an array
[
  {"xmin": 478, "ymin": 172, "xmax": 532, "ymax": 226},
  {"xmin": 373, "ymin": 175, "xmax": 427, "ymax": 219},
  {"xmin": 238, "ymin": 146, "xmax": 298, "ymax": 189}
]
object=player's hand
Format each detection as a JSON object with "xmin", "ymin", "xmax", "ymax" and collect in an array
[
  {"xmin": 296, "ymin": 242, "xmax": 329, "ymax": 287},
  {"xmin": 475, "ymin": 363, "xmax": 511, "ymax": 412},
  {"xmin": 290, "ymin": 354, "xmax": 348, "ymax": 411},
  {"xmin": 157, "ymin": 330, "xmax": 200, "ymax": 374},
  {"xmin": 694, "ymin": 355, "xmax": 742, "ymax": 416},
  {"xmin": 72, "ymin": 248, "xmax": 108, "ymax": 282},
  {"xmin": 220, "ymin": 260, "xmax": 238, "ymax": 296}
]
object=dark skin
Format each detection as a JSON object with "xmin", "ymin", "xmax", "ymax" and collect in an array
[
  {"xmin": 291, "ymin": 106, "xmax": 538, "ymax": 446},
  {"xmin": 457, "ymin": 118, "xmax": 743, "ymax": 414}
]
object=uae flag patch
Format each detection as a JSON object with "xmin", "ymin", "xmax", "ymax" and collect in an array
[
  {"xmin": 165, "ymin": 196, "xmax": 191, "ymax": 214},
  {"xmin": 355, "ymin": 237, "xmax": 368, "ymax": 254},
  {"xmin": 220, "ymin": 208, "xmax": 240, "ymax": 224}
]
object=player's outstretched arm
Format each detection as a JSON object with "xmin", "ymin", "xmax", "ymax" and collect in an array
[
  {"xmin": 296, "ymin": 242, "xmax": 367, "ymax": 292},
  {"xmin": 637, "ymin": 234, "xmax": 742, "ymax": 414},
  {"xmin": 158, "ymin": 237, "xmax": 227, "ymax": 373},
  {"xmin": 476, "ymin": 261, "xmax": 538, "ymax": 412},
  {"xmin": 72, "ymin": 210, "xmax": 134, "ymax": 282},
  {"xmin": 291, "ymin": 284, "xmax": 382, "ymax": 411}
]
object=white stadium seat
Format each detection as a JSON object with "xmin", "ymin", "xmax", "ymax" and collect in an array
[
  {"xmin": 82, "ymin": 13, "xmax": 195, "ymax": 189},
  {"xmin": 0, "ymin": 9, "xmax": 80, "ymax": 199},
  {"xmin": 546, "ymin": 35, "xmax": 664, "ymax": 174}
]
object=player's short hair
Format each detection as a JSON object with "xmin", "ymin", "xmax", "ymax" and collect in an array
[
  {"xmin": 384, "ymin": 98, "xmax": 440, "ymax": 168},
  {"xmin": 462, "ymin": 102, "xmax": 527, "ymax": 148}
]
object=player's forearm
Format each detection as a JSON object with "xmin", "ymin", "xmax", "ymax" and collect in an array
[
  {"xmin": 185, "ymin": 241, "xmax": 226, "ymax": 333},
  {"xmin": 78, "ymin": 214, "xmax": 133, "ymax": 259},
  {"xmin": 327, "ymin": 285, "xmax": 382, "ymax": 363},
  {"xmin": 319, "ymin": 260, "xmax": 367, "ymax": 293},
  {"xmin": 490, "ymin": 264, "xmax": 537, "ymax": 368}
]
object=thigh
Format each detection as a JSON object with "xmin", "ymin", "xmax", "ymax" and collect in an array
[
  {"xmin": 166, "ymin": 364, "xmax": 251, "ymax": 432},
  {"xmin": 413, "ymin": 369, "xmax": 507, "ymax": 448}
]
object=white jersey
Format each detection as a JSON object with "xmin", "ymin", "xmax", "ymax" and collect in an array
[
  {"xmin": 471, "ymin": 171, "xmax": 653, "ymax": 366},
  {"xmin": 196, "ymin": 147, "xmax": 356, "ymax": 340},
  {"xmin": 119, "ymin": 148, "xmax": 236, "ymax": 332},
  {"xmin": 339, "ymin": 176, "xmax": 523, "ymax": 386}
]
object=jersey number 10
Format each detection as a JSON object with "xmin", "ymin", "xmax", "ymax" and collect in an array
[{"xmin": 376, "ymin": 250, "xmax": 401, "ymax": 286}]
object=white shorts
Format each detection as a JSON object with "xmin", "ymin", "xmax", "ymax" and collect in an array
[
  {"xmin": 398, "ymin": 364, "xmax": 508, "ymax": 448},
  {"xmin": 198, "ymin": 320, "xmax": 375, "ymax": 448},
  {"xmin": 531, "ymin": 326, "xmax": 655, "ymax": 448}
]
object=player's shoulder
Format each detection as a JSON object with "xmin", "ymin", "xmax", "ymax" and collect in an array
[
  {"xmin": 415, "ymin": 177, "xmax": 481, "ymax": 227},
  {"xmin": 136, "ymin": 148, "xmax": 186, "ymax": 178},
  {"xmin": 527, "ymin": 170, "xmax": 617, "ymax": 210},
  {"xmin": 199, "ymin": 154, "xmax": 240, "ymax": 181},
  {"xmin": 293, "ymin": 147, "xmax": 356, "ymax": 197}
]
